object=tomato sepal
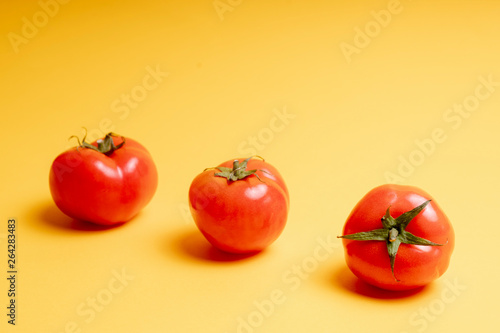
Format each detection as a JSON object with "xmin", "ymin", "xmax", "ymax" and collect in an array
[
  {"xmin": 70, "ymin": 128, "xmax": 126, "ymax": 156},
  {"xmin": 211, "ymin": 156, "xmax": 268, "ymax": 182}
]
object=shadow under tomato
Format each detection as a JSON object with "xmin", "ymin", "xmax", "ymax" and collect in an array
[
  {"xmin": 173, "ymin": 229, "xmax": 262, "ymax": 263},
  {"xmin": 36, "ymin": 201, "xmax": 126, "ymax": 232},
  {"xmin": 333, "ymin": 264, "xmax": 429, "ymax": 300}
]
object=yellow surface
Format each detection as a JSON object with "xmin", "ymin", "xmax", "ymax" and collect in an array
[{"xmin": 1, "ymin": 0, "xmax": 499, "ymax": 332}]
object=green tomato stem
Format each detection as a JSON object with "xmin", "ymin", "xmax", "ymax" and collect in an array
[
  {"xmin": 70, "ymin": 128, "xmax": 126, "ymax": 156},
  {"xmin": 212, "ymin": 156, "xmax": 267, "ymax": 182}
]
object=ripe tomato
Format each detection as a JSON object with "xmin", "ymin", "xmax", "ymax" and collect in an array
[
  {"xmin": 49, "ymin": 132, "xmax": 158, "ymax": 225},
  {"xmin": 339, "ymin": 184, "xmax": 454, "ymax": 291},
  {"xmin": 188, "ymin": 156, "xmax": 289, "ymax": 254}
]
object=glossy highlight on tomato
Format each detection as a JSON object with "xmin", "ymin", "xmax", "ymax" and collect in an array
[
  {"xmin": 339, "ymin": 184, "xmax": 454, "ymax": 291},
  {"xmin": 49, "ymin": 132, "xmax": 158, "ymax": 225},
  {"xmin": 189, "ymin": 156, "xmax": 289, "ymax": 254}
]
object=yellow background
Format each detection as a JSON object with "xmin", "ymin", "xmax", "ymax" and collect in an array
[{"xmin": 1, "ymin": 0, "xmax": 499, "ymax": 332}]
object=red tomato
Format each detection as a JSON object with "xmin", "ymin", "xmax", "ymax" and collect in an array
[
  {"xmin": 339, "ymin": 184, "xmax": 454, "ymax": 291},
  {"xmin": 189, "ymin": 157, "xmax": 289, "ymax": 254},
  {"xmin": 49, "ymin": 132, "xmax": 158, "ymax": 225}
]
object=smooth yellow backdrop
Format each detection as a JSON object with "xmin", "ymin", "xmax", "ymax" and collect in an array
[{"xmin": 1, "ymin": 0, "xmax": 499, "ymax": 332}]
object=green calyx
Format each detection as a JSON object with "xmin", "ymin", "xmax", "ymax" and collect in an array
[
  {"xmin": 210, "ymin": 156, "xmax": 267, "ymax": 182},
  {"xmin": 70, "ymin": 129, "xmax": 126, "ymax": 156},
  {"xmin": 339, "ymin": 200, "xmax": 446, "ymax": 282}
]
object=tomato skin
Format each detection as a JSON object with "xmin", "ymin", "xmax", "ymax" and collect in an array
[
  {"xmin": 49, "ymin": 136, "xmax": 158, "ymax": 225},
  {"xmin": 189, "ymin": 158, "xmax": 289, "ymax": 254},
  {"xmin": 341, "ymin": 184, "xmax": 454, "ymax": 291}
]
